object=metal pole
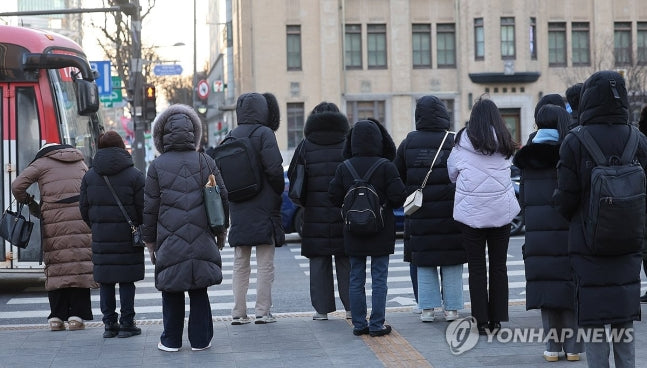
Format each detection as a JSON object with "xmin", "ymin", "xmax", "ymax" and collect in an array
[
  {"xmin": 131, "ymin": 0, "xmax": 146, "ymax": 172},
  {"xmin": 192, "ymin": 0, "xmax": 197, "ymax": 109}
]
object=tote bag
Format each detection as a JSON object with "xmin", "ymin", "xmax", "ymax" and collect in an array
[{"xmin": 0, "ymin": 202, "xmax": 34, "ymax": 249}]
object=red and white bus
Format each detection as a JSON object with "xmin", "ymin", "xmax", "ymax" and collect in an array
[{"xmin": 1, "ymin": 25, "xmax": 103, "ymax": 271}]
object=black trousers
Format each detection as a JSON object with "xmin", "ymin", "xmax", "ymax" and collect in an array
[
  {"xmin": 47, "ymin": 287, "xmax": 93, "ymax": 321},
  {"xmin": 161, "ymin": 288, "xmax": 213, "ymax": 349},
  {"xmin": 100, "ymin": 282, "xmax": 136, "ymax": 325},
  {"xmin": 460, "ymin": 223, "xmax": 510, "ymax": 326}
]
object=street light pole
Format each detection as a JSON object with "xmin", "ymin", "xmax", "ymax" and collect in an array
[
  {"xmin": 192, "ymin": 0, "xmax": 197, "ymax": 110},
  {"xmin": 130, "ymin": 0, "xmax": 146, "ymax": 172}
]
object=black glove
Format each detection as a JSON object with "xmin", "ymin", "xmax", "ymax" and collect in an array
[{"xmin": 27, "ymin": 196, "xmax": 40, "ymax": 219}]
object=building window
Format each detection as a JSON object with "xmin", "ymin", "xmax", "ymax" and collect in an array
[
  {"xmin": 548, "ymin": 22, "xmax": 566, "ymax": 66},
  {"xmin": 614, "ymin": 22, "xmax": 632, "ymax": 66},
  {"xmin": 437, "ymin": 23, "xmax": 456, "ymax": 68},
  {"xmin": 412, "ymin": 23, "xmax": 432, "ymax": 68},
  {"xmin": 529, "ymin": 17, "xmax": 537, "ymax": 60},
  {"xmin": 287, "ymin": 103, "xmax": 305, "ymax": 149},
  {"xmin": 440, "ymin": 99, "xmax": 455, "ymax": 131},
  {"xmin": 572, "ymin": 22, "xmax": 590, "ymax": 66},
  {"xmin": 474, "ymin": 18, "xmax": 484, "ymax": 60},
  {"xmin": 500, "ymin": 17, "xmax": 515, "ymax": 59},
  {"xmin": 286, "ymin": 25, "xmax": 302, "ymax": 71},
  {"xmin": 346, "ymin": 100, "xmax": 386, "ymax": 125},
  {"xmin": 367, "ymin": 24, "xmax": 387, "ymax": 69},
  {"xmin": 345, "ymin": 24, "xmax": 362, "ymax": 69},
  {"xmin": 638, "ymin": 22, "xmax": 647, "ymax": 65}
]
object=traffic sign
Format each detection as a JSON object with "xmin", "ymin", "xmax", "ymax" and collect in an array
[
  {"xmin": 197, "ymin": 79, "xmax": 209, "ymax": 99},
  {"xmin": 153, "ymin": 64, "xmax": 183, "ymax": 76},
  {"xmin": 90, "ymin": 60, "xmax": 112, "ymax": 96},
  {"xmin": 213, "ymin": 80, "xmax": 223, "ymax": 92},
  {"xmin": 99, "ymin": 76, "xmax": 123, "ymax": 107}
]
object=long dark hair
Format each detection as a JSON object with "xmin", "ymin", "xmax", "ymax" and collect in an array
[
  {"xmin": 535, "ymin": 104, "xmax": 571, "ymax": 142},
  {"xmin": 459, "ymin": 98, "xmax": 517, "ymax": 158}
]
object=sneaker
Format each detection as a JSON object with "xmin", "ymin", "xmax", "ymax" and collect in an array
[
  {"xmin": 254, "ymin": 314, "xmax": 276, "ymax": 324},
  {"xmin": 117, "ymin": 322, "xmax": 142, "ymax": 338},
  {"xmin": 48, "ymin": 317, "xmax": 65, "ymax": 331},
  {"xmin": 103, "ymin": 321, "xmax": 119, "ymax": 338},
  {"xmin": 566, "ymin": 353, "xmax": 580, "ymax": 361},
  {"xmin": 191, "ymin": 343, "xmax": 212, "ymax": 351},
  {"xmin": 543, "ymin": 351, "xmax": 559, "ymax": 362},
  {"xmin": 444, "ymin": 310, "xmax": 459, "ymax": 321},
  {"xmin": 345, "ymin": 311, "xmax": 352, "ymax": 319},
  {"xmin": 411, "ymin": 306, "xmax": 422, "ymax": 314},
  {"xmin": 312, "ymin": 312, "xmax": 328, "ymax": 321},
  {"xmin": 369, "ymin": 324, "xmax": 392, "ymax": 337},
  {"xmin": 158, "ymin": 342, "xmax": 180, "ymax": 352},
  {"xmin": 231, "ymin": 317, "xmax": 251, "ymax": 325},
  {"xmin": 641, "ymin": 292, "xmax": 647, "ymax": 303},
  {"xmin": 352, "ymin": 326, "xmax": 369, "ymax": 336},
  {"xmin": 420, "ymin": 309, "xmax": 435, "ymax": 322},
  {"xmin": 67, "ymin": 316, "xmax": 85, "ymax": 331}
]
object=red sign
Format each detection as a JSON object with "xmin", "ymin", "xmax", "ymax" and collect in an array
[{"xmin": 197, "ymin": 79, "xmax": 209, "ymax": 100}]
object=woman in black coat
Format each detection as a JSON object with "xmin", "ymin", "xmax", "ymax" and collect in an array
[
  {"xmin": 514, "ymin": 105, "xmax": 582, "ymax": 362},
  {"xmin": 394, "ymin": 95, "xmax": 465, "ymax": 323},
  {"xmin": 329, "ymin": 119, "xmax": 407, "ymax": 337},
  {"xmin": 287, "ymin": 102, "xmax": 350, "ymax": 320},
  {"xmin": 79, "ymin": 131, "xmax": 145, "ymax": 338},
  {"xmin": 555, "ymin": 70, "xmax": 647, "ymax": 367}
]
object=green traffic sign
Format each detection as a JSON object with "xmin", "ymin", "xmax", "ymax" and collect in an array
[{"xmin": 100, "ymin": 76, "xmax": 123, "ymax": 104}]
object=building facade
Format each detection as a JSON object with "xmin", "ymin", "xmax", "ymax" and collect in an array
[{"xmin": 219, "ymin": 0, "xmax": 647, "ymax": 154}]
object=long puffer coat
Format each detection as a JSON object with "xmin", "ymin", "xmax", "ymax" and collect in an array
[
  {"xmin": 329, "ymin": 119, "xmax": 407, "ymax": 257},
  {"xmin": 287, "ymin": 111, "xmax": 349, "ymax": 258},
  {"xmin": 143, "ymin": 104, "xmax": 226, "ymax": 293},
  {"xmin": 79, "ymin": 146, "xmax": 146, "ymax": 284},
  {"xmin": 11, "ymin": 145, "xmax": 97, "ymax": 291},
  {"xmin": 555, "ymin": 70, "xmax": 647, "ymax": 326},
  {"xmin": 226, "ymin": 93, "xmax": 285, "ymax": 248},
  {"xmin": 394, "ymin": 96, "xmax": 465, "ymax": 267},
  {"xmin": 514, "ymin": 142, "xmax": 574, "ymax": 310}
]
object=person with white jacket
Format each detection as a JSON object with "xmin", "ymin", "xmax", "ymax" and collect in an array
[{"xmin": 447, "ymin": 98, "xmax": 519, "ymax": 335}]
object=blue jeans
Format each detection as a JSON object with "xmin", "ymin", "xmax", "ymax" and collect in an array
[
  {"xmin": 161, "ymin": 288, "xmax": 213, "ymax": 349},
  {"xmin": 99, "ymin": 282, "xmax": 135, "ymax": 325},
  {"xmin": 349, "ymin": 255, "xmax": 389, "ymax": 332},
  {"xmin": 417, "ymin": 264, "xmax": 464, "ymax": 311}
]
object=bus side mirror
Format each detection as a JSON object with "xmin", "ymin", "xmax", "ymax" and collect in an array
[{"xmin": 74, "ymin": 79, "xmax": 100, "ymax": 115}]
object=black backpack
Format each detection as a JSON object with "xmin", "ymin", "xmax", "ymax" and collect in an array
[
  {"xmin": 573, "ymin": 126, "xmax": 646, "ymax": 256},
  {"xmin": 341, "ymin": 158, "xmax": 388, "ymax": 234},
  {"xmin": 209, "ymin": 125, "xmax": 264, "ymax": 202}
]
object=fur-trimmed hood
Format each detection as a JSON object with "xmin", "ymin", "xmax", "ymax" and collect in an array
[
  {"xmin": 236, "ymin": 92, "xmax": 280, "ymax": 131},
  {"xmin": 342, "ymin": 118, "xmax": 396, "ymax": 159},
  {"xmin": 304, "ymin": 111, "xmax": 349, "ymax": 145},
  {"xmin": 513, "ymin": 142, "xmax": 561, "ymax": 170},
  {"xmin": 152, "ymin": 104, "xmax": 202, "ymax": 153}
]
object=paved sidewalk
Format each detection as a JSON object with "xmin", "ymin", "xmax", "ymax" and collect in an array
[{"xmin": 0, "ymin": 304, "xmax": 645, "ymax": 368}]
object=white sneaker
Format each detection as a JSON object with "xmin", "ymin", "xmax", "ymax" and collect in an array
[
  {"xmin": 543, "ymin": 351, "xmax": 559, "ymax": 362},
  {"xmin": 158, "ymin": 342, "xmax": 180, "ymax": 352},
  {"xmin": 566, "ymin": 353, "xmax": 580, "ymax": 361},
  {"xmin": 191, "ymin": 343, "xmax": 212, "ymax": 351},
  {"xmin": 345, "ymin": 311, "xmax": 352, "ymax": 319},
  {"xmin": 420, "ymin": 309, "xmax": 435, "ymax": 322},
  {"xmin": 312, "ymin": 312, "xmax": 328, "ymax": 320},
  {"xmin": 255, "ymin": 314, "xmax": 276, "ymax": 324},
  {"xmin": 444, "ymin": 310, "xmax": 459, "ymax": 321},
  {"xmin": 231, "ymin": 317, "xmax": 251, "ymax": 325}
]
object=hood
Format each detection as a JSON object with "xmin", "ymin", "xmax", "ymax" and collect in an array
[
  {"xmin": 91, "ymin": 147, "xmax": 135, "ymax": 176},
  {"xmin": 303, "ymin": 111, "xmax": 349, "ymax": 145},
  {"xmin": 513, "ymin": 142, "xmax": 561, "ymax": 170},
  {"xmin": 33, "ymin": 145, "xmax": 84, "ymax": 164},
  {"xmin": 534, "ymin": 94, "xmax": 565, "ymax": 119},
  {"xmin": 235, "ymin": 92, "xmax": 280, "ymax": 131},
  {"xmin": 579, "ymin": 70, "xmax": 629, "ymax": 125},
  {"xmin": 415, "ymin": 95, "xmax": 450, "ymax": 131},
  {"xmin": 152, "ymin": 104, "xmax": 202, "ymax": 153},
  {"xmin": 342, "ymin": 118, "xmax": 396, "ymax": 159}
]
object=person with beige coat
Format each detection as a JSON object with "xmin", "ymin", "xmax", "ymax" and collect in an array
[{"xmin": 11, "ymin": 143, "xmax": 97, "ymax": 331}]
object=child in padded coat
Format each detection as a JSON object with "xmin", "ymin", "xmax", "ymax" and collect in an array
[{"xmin": 329, "ymin": 118, "xmax": 407, "ymax": 337}]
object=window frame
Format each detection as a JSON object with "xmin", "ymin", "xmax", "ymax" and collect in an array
[
  {"xmin": 571, "ymin": 22, "xmax": 590, "ymax": 66},
  {"xmin": 548, "ymin": 22, "xmax": 567, "ymax": 67},
  {"xmin": 412, "ymin": 23, "xmax": 432, "ymax": 68},
  {"xmin": 474, "ymin": 18, "xmax": 485, "ymax": 61},
  {"xmin": 436, "ymin": 23, "xmax": 456, "ymax": 68},
  {"xmin": 500, "ymin": 17, "xmax": 516, "ymax": 60},
  {"xmin": 638, "ymin": 22, "xmax": 647, "ymax": 65},
  {"xmin": 286, "ymin": 25, "xmax": 302, "ymax": 71},
  {"xmin": 286, "ymin": 102, "xmax": 305, "ymax": 149},
  {"xmin": 529, "ymin": 17, "xmax": 537, "ymax": 60},
  {"xmin": 367, "ymin": 24, "xmax": 387, "ymax": 69},
  {"xmin": 614, "ymin": 22, "xmax": 633, "ymax": 67},
  {"xmin": 345, "ymin": 24, "xmax": 363, "ymax": 70},
  {"xmin": 346, "ymin": 100, "xmax": 386, "ymax": 125}
]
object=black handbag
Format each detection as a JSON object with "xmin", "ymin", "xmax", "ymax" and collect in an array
[
  {"xmin": 103, "ymin": 176, "xmax": 145, "ymax": 247},
  {"xmin": 200, "ymin": 153, "xmax": 226, "ymax": 234},
  {"xmin": 0, "ymin": 201, "xmax": 34, "ymax": 249},
  {"xmin": 288, "ymin": 139, "xmax": 308, "ymax": 206}
]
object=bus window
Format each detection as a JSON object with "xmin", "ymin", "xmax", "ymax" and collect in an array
[
  {"xmin": 48, "ymin": 69, "xmax": 99, "ymax": 162},
  {"xmin": 15, "ymin": 87, "xmax": 40, "ymax": 172}
]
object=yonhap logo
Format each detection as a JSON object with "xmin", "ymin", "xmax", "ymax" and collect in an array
[{"xmin": 445, "ymin": 316, "xmax": 479, "ymax": 355}]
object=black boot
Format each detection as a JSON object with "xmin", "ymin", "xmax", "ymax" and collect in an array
[
  {"xmin": 117, "ymin": 322, "xmax": 141, "ymax": 338},
  {"xmin": 103, "ymin": 321, "xmax": 119, "ymax": 338}
]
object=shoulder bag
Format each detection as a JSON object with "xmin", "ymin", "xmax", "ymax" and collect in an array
[
  {"xmin": 103, "ymin": 176, "xmax": 145, "ymax": 247},
  {"xmin": 288, "ymin": 139, "xmax": 308, "ymax": 207},
  {"xmin": 200, "ymin": 153, "xmax": 226, "ymax": 234},
  {"xmin": 403, "ymin": 131, "xmax": 451, "ymax": 216},
  {"xmin": 0, "ymin": 200, "xmax": 34, "ymax": 249}
]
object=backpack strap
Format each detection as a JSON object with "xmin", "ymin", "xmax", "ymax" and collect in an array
[
  {"xmin": 343, "ymin": 160, "xmax": 362, "ymax": 181},
  {"xmin": 222, "ymin": 124, "xmax": 263, "ymax": 144},
  {"xmin": 573, "ymin": 127, "xmax": 608, "ymax": 166},
  {"xmin": 620, "ymin": 127, "xmax": 639, "ymax": 164},
  {"xmin": 344, "ymin": 158, "xmax": 389, "ymax": 182}
]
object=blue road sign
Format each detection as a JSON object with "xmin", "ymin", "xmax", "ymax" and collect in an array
[
  {"xmin": 90, "ymin": 60, "xmax": 112, "ymax": 96},
  {"xmin": 153, "ymin": 64, "xmax": 183, "ymax": 76}
]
